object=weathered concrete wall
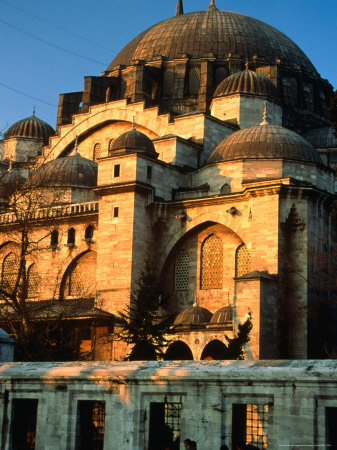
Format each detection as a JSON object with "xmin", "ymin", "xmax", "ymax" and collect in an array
[{"xmin": 0, "ymin": 360, "xmax": 336, "ymax": 450}]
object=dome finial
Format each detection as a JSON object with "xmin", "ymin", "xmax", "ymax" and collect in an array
[
  {"xmin": 245, "ymin": 60, "xmax": 249, "ymax": 70},
  {"xmin": 32, "ymin": 106, "xmax": 36, "ymax": 117},
  {"xmin": 260, "ymin": 101, "xmax": 269, "ymax": 125},
  {"xmin": 132, "ymin": 115, "xmax": 136, "ymax": 130},
  {"xmin": 175, "ymin": 0, "xmax": 184, "ymax": 16},
  {"xmin": 208, "ymin": 0, "xmax": 217, "ymax": 10}
]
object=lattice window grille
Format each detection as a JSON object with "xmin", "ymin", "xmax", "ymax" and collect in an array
[
  {"xmin": 175, "ymin": 250, "xmax": 189, "ymax": 290},
  {"xmin": 236, "ymin": 244, "xmax": 251, "ymax": 277},
  {"xmin": 93, "ymin": 143, "xmax": 101, "ymax": 161},
  {"xmin": 201, "ymin": 235, "xmax": 223, "ymax": 289},
  {"xmin": 188, "ymin": 67, "xmax": 200, "ymax": 96},
  {"xmin": 215, "ymin": 66, "xmax": 227, "ymax": 88},
  {"xmin": 164, "ymin": 402, "xmax": 182, "ymax": 443},
  {"xmin": 66, "ymin": 263, "xmax": 83, "ymax": 297},
  {"xmin": 2, "ymin": 253, "xmax": 18, "ymax": 291},
  {"xmin": 246, "ymin": 404, "xmax": 269, "ymax": 449},
  {"xmin": 27, "ymin": 264, "xmax": 39, "ymax": 298}
]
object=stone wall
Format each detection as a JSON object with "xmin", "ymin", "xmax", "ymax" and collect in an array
[{"xmin": 0, "ymin": 360, "xmax": 336, "ymax": 450}]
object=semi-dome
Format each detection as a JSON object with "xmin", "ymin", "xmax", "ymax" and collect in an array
[
  {"xmin": 207, "ymin": 305, "xmax": 233, "ymax": 328},
  {"xmin": 27, "ymin": 153, "xmax": 97, "ymax": 189},
  {"xmin": 4, "ymin": 114, "xmax": 55, "ymax": 145},
  {"xmin": 207, "ymin": 123, "xmax": 323, "ymax": 165},
  {"xmin": 108, "ymin": 8, "xmax": 316, "ymax": 73},
  {"xmin": 214, "ymin": 69, "xmax": 279, "ymax": 100},
  {"xmin": 302, "ymin": 127, "xmax": 337, "ymax": 149},
  {"xmin": 111, "ymin": 128, "xmax": 156, "ymax": 155},
  {"xmin": 173, "ymin": 302, "xmax": 212, "ymax": 329}
]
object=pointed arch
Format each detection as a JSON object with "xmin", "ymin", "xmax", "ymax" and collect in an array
[
  {"xmin": 164, "ymin": 341, "xmax": 193, "ymax": 360},
  {"xmin": 27, "ymin": 264, "xmax": 39, "ymax": 298},
  {"xmin": 201, "ymin": 339, "xmax": 229, "ymax": 360},
  {"xmin": 200, "ymin": 234, "xmax": 223, "ymax": 289},
  {"xmin": 61, "ymin": 250, "xmax": 97, "ymax": 298},
  {"xmin": 2, "ymin": 252, "xmax": 18, "ymax": 291}
]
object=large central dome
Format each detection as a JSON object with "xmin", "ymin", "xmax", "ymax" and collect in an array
[{"xmin": 108, "ymin": 8, "xmax": 316, "ymax": 73}]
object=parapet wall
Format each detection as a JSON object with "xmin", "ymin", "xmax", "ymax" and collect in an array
[{"xmin": 0, "ymin": 360, "xmax": 336, "ymax": 450}]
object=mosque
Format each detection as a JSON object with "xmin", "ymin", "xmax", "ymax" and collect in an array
[{"xmin": 0, "ymin": 0, "xmax": 336, "ymax": 361}]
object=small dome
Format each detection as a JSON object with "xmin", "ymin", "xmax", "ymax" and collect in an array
[
  {"xmin": 4, "ymin": 114, "xmax": 55, "ymax": 145},
  {"xmin": 173, "ymin": 302, "xmax": 212, "ymax": 329},
  {"xmin": 302, "ymin": 127, "xmax": 337, "ymax": 149},
  {"xmin": 207, "ymin": 305, "xmax": 233, "ymax": 328},
  {"xmin": 0, "ymin": 169, "xmax": 26, "ymax": 200},
  {"xmin": 207, "ymin": 123, "xmax": 323, "ymax": 165},
  {"xmin": 27, "ymin": 154, "xmax": 97, "ymax": 189},
  {"xmin": 110, "ymin": 128, "xmax": 156, "ymax": 155},
  {"xmin": 214, "ymin": 70, "xmax": 279, "ymax": 100}
]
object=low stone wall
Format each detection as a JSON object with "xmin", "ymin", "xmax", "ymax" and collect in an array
[{"xmin": 0, "ymin": 360, "xmax": 336, "ymax": 450}]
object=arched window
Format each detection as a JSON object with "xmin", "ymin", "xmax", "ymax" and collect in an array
[
  {"xmin": 215, "ymin": 66, "xmax": 227, "ymax": 88},
  {"xmin": 175, "ymin": 250, "xmax": 189, "ymax": 290},
  {"xmin": 67, "ymin": 228, "xmax": 76, "ymax": 246},
  {"xmin": 50, "ymin": 230, "xmax": 59, "ymax": 247},
  {"xmin": 108, "ymin": 139, "xmax": 114, "ymax": 154},
  {"xmin": 85, "ymin": 225, "xmax": 94, "ymax": 241},
  {"xmin": 27, "ymin": 264, "xmax": 39, "ymax": 298},
  {"xmin": 188, "ymin": 66, "xmax": 200, "ymax": 97},
  {"xmin": 164, "ymin": 341, "xmax": 193, "ymax": 360},
  {"xmin": 236, "ymin": 244, "xmax": 251, "ymax": 277},
  {"xmin": 200, "ymin": 235, "xmax": 223, "ymax": 289},
  {"xmin": 220, "ymin": 183, "xmax": 231, "ymax": 194},
  {"xmin": 63, "ymin": 251, "xmax": 96, "ymax": 298},
  {"xmin": 2, "ymin": 252, "xmax": 18, "ymax": 291},
  {"xmin": 93, "ymin": 143, "xmax": 101, "ymax": 161}
]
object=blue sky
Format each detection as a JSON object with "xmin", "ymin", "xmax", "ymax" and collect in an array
[{"xmin": 0, "ymin": 0, "xmax": 336, "ymax": 132}]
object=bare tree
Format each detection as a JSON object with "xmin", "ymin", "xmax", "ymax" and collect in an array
[{"xmin": 0, "ymin": 158, "xmax": 102, "ymax": 361}]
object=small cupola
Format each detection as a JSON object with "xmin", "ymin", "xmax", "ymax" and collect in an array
[{"xmin": 172, "ymin": 301, "xmax": 212, "ymax": 330}]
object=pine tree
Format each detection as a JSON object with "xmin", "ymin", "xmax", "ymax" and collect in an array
[
  {"xmin": 225, "ymin": 313, "xmax": 253, "ymax": 359},
  {"xmin": 113, "ymin": 258, "xmax": 172, "ymax": 360}
]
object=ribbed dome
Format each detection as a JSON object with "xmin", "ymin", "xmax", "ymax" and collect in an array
[
  {"xmin": 302, "ymin": 127, "xmax": 337, "ymax": 149},
  {"xmin": 108, "ymin": 9, "xmax": 316, "ymax": 73},
  {"xmin": 208, "ymin": 305, "xmax": 233, "ymax": 327},
  {"xmin": 111, "ymin": 128, "xmax": 156, "ymax": 154},
  {"xmin": 0, "ymin": 170, "xmax": 26, "ymax": 200},
  {"xmin": 214, "ymin": 69, "xmax": 279, "ymax": 100},
  {"xmin": 4, "ymin": 115, "xmax": 55, "ymax": 144},
  {"xmin": 173, "ymin": 303, "xmax": 212, "ymax": 329},
  {"xmin": 207, "ymin": 124, "xmax": 323, "ymax": 165},
  {"xmin": 27, "ymin": 154, "xmax": 97, "ymax": 189}
]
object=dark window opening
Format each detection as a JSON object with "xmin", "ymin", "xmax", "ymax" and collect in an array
[
  {"xmin": 11, "ymin": 399, "xmax": 38, "ymax": 450},
  {"xmin": 50, "ymin": 229, "xmax": 59, "ymax": 247},
  {"xmin": 114, "ymin": 164, "xmax": 120, "ymax": 177},
  {"xmin": 76, "ymin": 401, "xmax": 105, "ymax": 450},
  {"xmin": 232, "ymin": 403, "xmax": 268, "ymax": 450},
  {"xmin": 85, "ymin": 225, "xmax": 94, "ymax": 241},
  {"xmin": 326, "ymin": 407, "xmax": 337, "ymax": 449},
  {"xmin": 67, "ymin": 228, "xmax": 76, "ymax": 246},
  {"xmin": 148, "ymin": 401, "xmax": 181, "ymax": 450},
  {"xmin": 113, "ymin": 207, "xmax": 119, "ymax": 218},
  {"xmin": 147, "ymin": 165, "xmax": 152, "ymax": 180}
]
